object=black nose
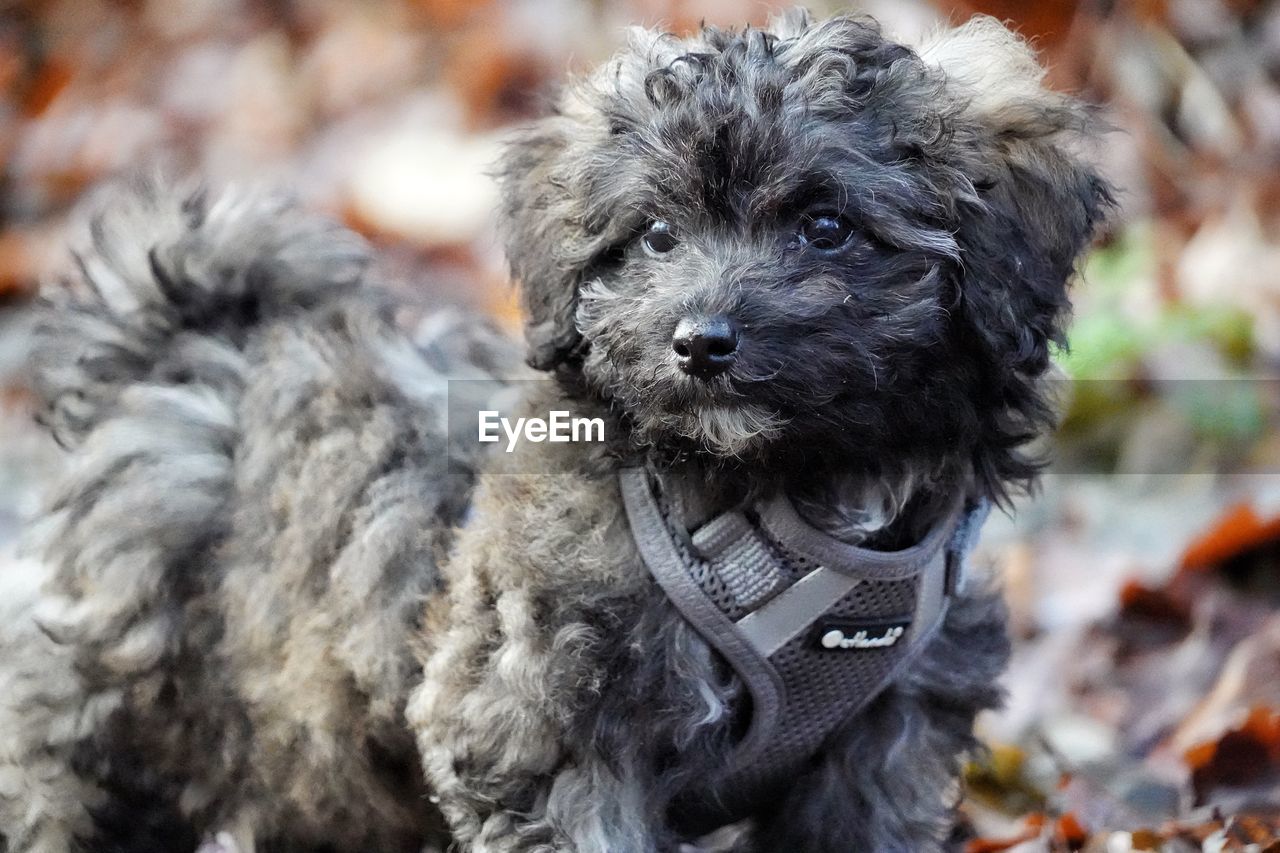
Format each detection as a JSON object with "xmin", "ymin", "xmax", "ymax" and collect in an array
[{"xmin": 672, "ymin": 317, "xmax": 739, "ymax": 379}]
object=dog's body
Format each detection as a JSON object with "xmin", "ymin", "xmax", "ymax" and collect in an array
[
  {"xmin": 1, "ymin": 11, "xmax": 1109, "ymax": 853},
  {"xmin": 4, "ymin": 189, "xmax": 506, "ymax": 852}
]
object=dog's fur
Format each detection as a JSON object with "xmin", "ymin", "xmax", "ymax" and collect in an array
[{"xmin": 1, "ymin": 10, "xmax": 1110, "ymax": 853}]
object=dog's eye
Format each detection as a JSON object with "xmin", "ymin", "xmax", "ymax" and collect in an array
[
  {"xmin": 798, "ymin": 213, "xmax": 854, "ymax": 252},
  {"xmin": 642, "ymin": 221, "xmax": 679, "ymax": 257}
]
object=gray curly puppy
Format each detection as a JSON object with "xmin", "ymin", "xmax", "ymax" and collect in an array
[{"xmin": 1, "ymin": 10, "xmax": 1110, "ymax": 853}]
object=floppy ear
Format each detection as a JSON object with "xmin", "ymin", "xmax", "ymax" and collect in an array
[
  {"xmin": 921, "ymin": 17, "xmax": 1114, "ymax": 376},
  {"xmin": 498, "ymin": 103, "xmax": 615, "ymax": 371}
]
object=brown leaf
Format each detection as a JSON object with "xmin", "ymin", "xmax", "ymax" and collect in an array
[
  {"xmin": 1130, "ymin": 828, "xmax": 1162, "ymax": 849},
  {"xmin": 1187, "ymin": 707, "xmax": 1280, "ymax": 804},
  {"xmin": 1114, "ymin": 578, "xmax": 1194, "ymax": 654},
  {"xmin": 21, "ymin": 57, "xmax": 72, "ymax": 117}
]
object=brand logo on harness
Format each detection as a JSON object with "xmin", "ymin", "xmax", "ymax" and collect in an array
[{"xmin": 815, "ymin": 619, "xmax": 912, "ymax": 650}]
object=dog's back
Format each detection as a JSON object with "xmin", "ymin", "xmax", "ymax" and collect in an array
[{"xmin": 3, "ymin": 179, "xmax": 513, "ymax": 851}]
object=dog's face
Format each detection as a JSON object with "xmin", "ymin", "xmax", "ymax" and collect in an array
[{"xmin": 501, "ymin": 11, "xmax": 1111, "ymax": 492}]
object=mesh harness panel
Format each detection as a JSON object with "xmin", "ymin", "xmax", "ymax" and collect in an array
[{"xmin": 618, "ymin": 467, "xmax": 990, "ymax": 830}]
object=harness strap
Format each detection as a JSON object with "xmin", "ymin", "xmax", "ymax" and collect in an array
[
  {"xmin": 617, "ymin": 467, "xmax": 783, "ymax": 766},
  {"xmin": 735, "ymin": 565, "xmax": 861, "ymax": 658},
  {"xmin": 690, "ymin": 512, "xmax": 784, "ymax": 614},
  {"xmin": 712, "ymin": 525, "xmax": 954, "ymax": 660},
  {"xmin": 619, "ymin": 465, "xmax": 989, "ymax": 830}
]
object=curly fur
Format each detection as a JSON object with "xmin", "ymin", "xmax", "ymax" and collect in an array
[
  {"xmin": 2, "ymin": 9, "xmax": 1108, "ymax": 853},
  {"xmin": 4, "ymin": 183, "xmax": 513, "ymax": 852}
]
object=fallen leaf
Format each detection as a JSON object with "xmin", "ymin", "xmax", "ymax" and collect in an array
[
  {"xmin": 1131, "ymin": 828, "xmax": 1162, "ymax": 848},
  {"xmin": 1113, "ymin": 578, "xmax": 1193, "ymax": 655},
  {"xmin": 21, "ymin": 57, "xmax": 72, "ymax": 117},
  {"xmin": 1179, "ymin": 504, "xmax": 1280, "ymax": 572},
  {"xmin": 1171, "ymin": 616, "xmax": 1280, "ymax": 756},
  {"xmin": 1055, "ymin": 811, "xmax": 1089, "ymax": 850},
  {"xmin": 1186, "ymin": 707, "xmax": 1280, "ymax": 804},
  {"xmin": 0, "ymin": 231, "xmax": 33, "ymax": 298}
]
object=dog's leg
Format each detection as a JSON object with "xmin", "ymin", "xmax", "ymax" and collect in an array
[
  {"xmin": 408, "ymin": 455, "xmax": 668, "ymax": 853},
  {"xmin": 411, "ymin": 592, "xmax": 660, "ymax": 853},
  {"xmin": 744, "ymin": 587, "xmax": 1010, "ymax": 853}
]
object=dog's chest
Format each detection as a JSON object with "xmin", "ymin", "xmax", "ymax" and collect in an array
[{"xmin": 618, "ymin": 467, "xmax": 988, "ymax": 830}]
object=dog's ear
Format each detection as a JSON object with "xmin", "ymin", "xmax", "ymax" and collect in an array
[
  {"xmin": 498, "ymin": 117, "xmax": 583, "ymax": 370},
  {"xmin": 498, "ymin": 104, "xmax": 615, "ymax": 371},
  {"xmin": 920, "ymin": 17, "xmax": 1113, "ymax": 376}
]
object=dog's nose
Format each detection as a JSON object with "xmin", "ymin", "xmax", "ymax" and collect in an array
[{"xmin": 672, "ymin": 317, "xmax": 739, "ymax": 379}]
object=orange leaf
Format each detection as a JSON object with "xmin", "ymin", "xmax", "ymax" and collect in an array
[
  {"xmin": 1185, "ymin": 739, "xmax": 1218, "ymax": 771},
  {"xmin": 22, "ymin": 58, "xmax": 72, "ymax": 117},
  {"xmin": 1180, "ymin": 504, "xmax": 1280, "ymax": 572},
  {"xmin": 0, "ymin": 230, "xmax": 33, "ymax": 298},
  {"xmin": 1055, "ymin": 812, "xmax": 1088, "ymax": 849}
]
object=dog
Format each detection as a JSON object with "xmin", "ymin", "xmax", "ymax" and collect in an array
[{"xmin": 0, "ymin": 9, "xmax": 1111, "ymax": 853}]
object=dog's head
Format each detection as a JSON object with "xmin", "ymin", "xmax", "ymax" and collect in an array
[{"xmin": 500, "ymin": 11, "xmax": 1111, "ymax": 496}]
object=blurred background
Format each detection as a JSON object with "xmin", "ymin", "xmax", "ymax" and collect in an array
[{"xmin": 3, "ymin": 0, "xmax": 1280, "ymax": 849}]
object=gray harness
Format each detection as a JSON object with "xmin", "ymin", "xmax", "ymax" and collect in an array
[{"xmin": 618, "ymin": 467, "xmax": 990, "ymax": 828}]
